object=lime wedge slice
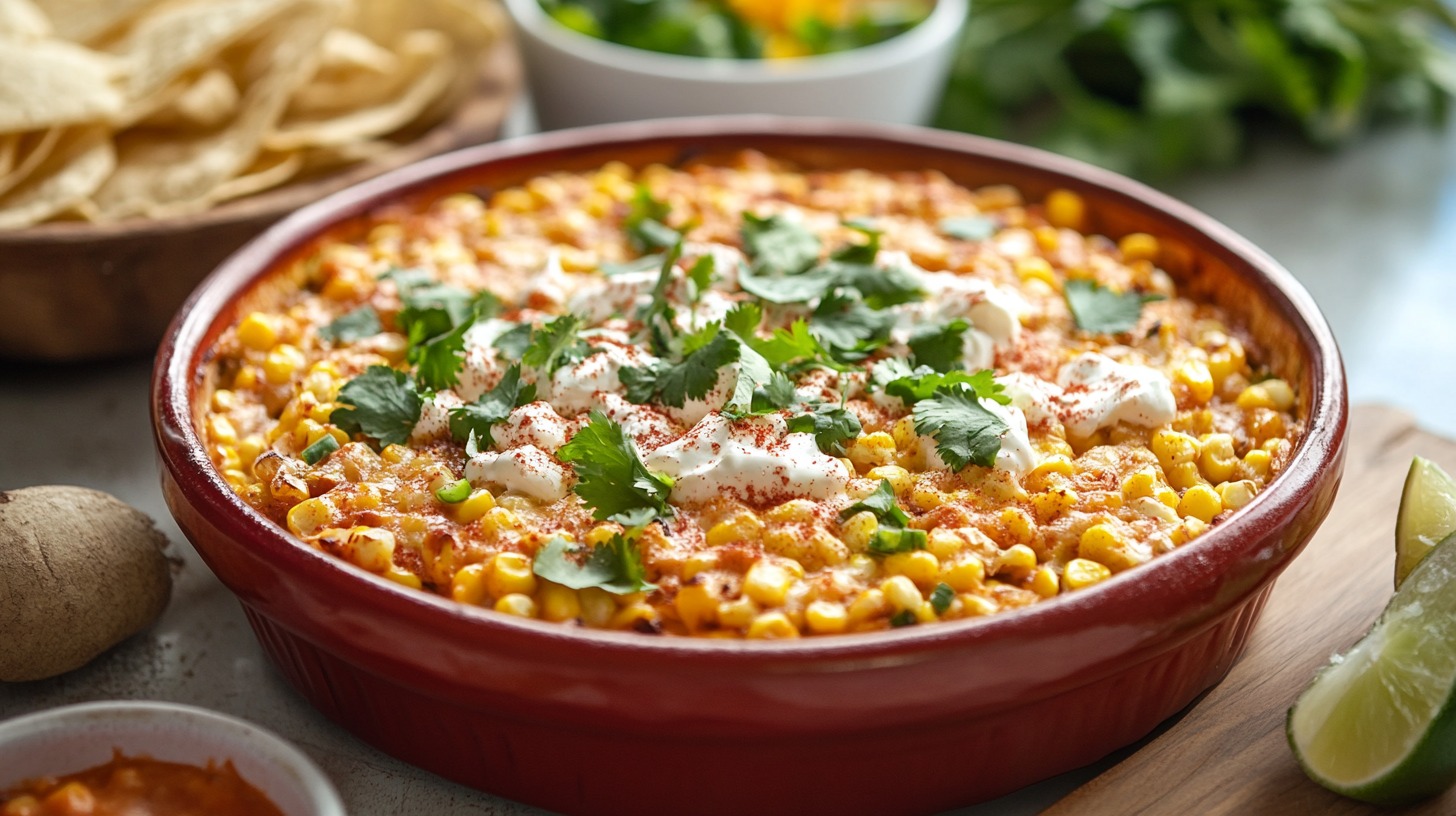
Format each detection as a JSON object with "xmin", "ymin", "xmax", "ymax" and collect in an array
[
  {"xmin": 1396, "ymin": 457, "xmax": 1456, "ymax": 587},
  {"xmin": 1288, "ymin": 531, "xmax": 1456, "ymax": 805}
]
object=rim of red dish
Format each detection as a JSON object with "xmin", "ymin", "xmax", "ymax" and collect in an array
[{"xmin": 153, "ymin": 115, "xmax": 1348, "ymax": 665}]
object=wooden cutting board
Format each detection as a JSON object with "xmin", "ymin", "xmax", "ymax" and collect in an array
[{"xmin": 1044, "ymin": 404, "xmax": 1456, "ymax": 815}]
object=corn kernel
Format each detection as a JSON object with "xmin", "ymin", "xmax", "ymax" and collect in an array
[
  {"xmin": 718, "ymin": 597, "xmax": 759, "ymax": 629},
  {"xmin": 959, "ymin": 593, "xmax": 999, "ymax": 616},
  {"xmin": 805, "ymin": 600, "xmax": 848, "ymax": 634},
  {"xmin": 999, "ymin": 507, "xmax": 1035, "ymax": 544},
  {"xmin": 765, "ymin": 499, "xmax": 816, "ymax": 525},
  {"xmin": 485, "ymin": 506, "xmax": 520, "ymax": 533},
  {"xmin": 1166, "ymin": 461, "xmax": 1204, "ymax": 490},
  {"xmin": 1216, "ymin": 479, "xmax": 1257, "ymax": 511},
  {"xmin": 1120, "ymin": 468, "xmax": 1159, "ymax": 500},
  {"xmin": 1129, "ymin": 496, "xmax": 1180, "ymax": 524},
  {"xmin": 847, "ymin": 432, "xmax": 897, "ymax": 470},
  {"xmin": 1063, "ymin": 558, "xmax": 1112, "ymax": 590},
  {"xmin": 865, "ymin": 465, "xmax": 912, "ymax": 496},
  {"xmin": 1175, "ymin": 360, "xmax": 1215, "ymax": 405},
  {"xmin": 743, "ymin": 561, "xmax": 793, "ymax": 607},
  {"xmin": 1178, "ymin": 484, "xmax": 1223, "ymax": 523},
  {"xmin": 348, "ymin": 527, "xmax": 396, "ymax": 573},
  {"xmin": 611, "ymin": 602, "xmax": 658, "ymax": 630},
  {"xmin": 1030, "ymin": 565, "xmax": 1060, "ymax": 598},
  {"xmin": 580, "ymin": 587, "xmax": 616, "ymax": 627},
  {"xmin": 884, "ymin": 550, "xmax": 940, "ymax": 587},
  {"xmin": 451, "ymin": 563, "xmax": 490, "ymax": 605},
  {"xmin": 840, "ymin": 510, "xmax": 879, "ymax": 552},
  {"xmin": 487, "ymin": 552, "xmax": 537, "ymax": 597},
  {"xmin": 1079, "ymin": 523, "xmax": 1150, "ymax": 571},
  {"xmin": 847, "ymin": 588, "xmax": 889, "ymax": 623},
  {"xmin": 384, "ymin": 566, "xmax": 423, "ymax": 590},
  {"xmin": 891, "ymin": 416, "xmax": 919, "ymax": 450},
  {"xmin": 1118, "ymin": 232, "xmax": 1160, "ymax": 262},
  {"xmin": 1016, "ymin": 256, "xmax": 1058, "ymax": 288},
  {"xmin": 209, "ymin": 413, "xmax": 239, "ymax": 445},
  {"xmin": 910, "ymin": 483, "xmax": 946, "ymax": 512},
  {"xmin": 237, "ymin": 312, "xmax": 277, "ymax": 351},
  {"xmin": 880, "ymin": 575, "xmax": 922, "ymax": 612},
  {"xmin": 1151, "ymin": 429, "xmax": 1200, "ymax": 468},
  {"xmin": 454, "ymin": 489, "xmax": 496, "ymax": 523},
  {"xmin": 1045, "ymin": 189, "xmax": 1085, "ymax": 230},
  {"xmin": 676, "ymin": 583, "xmax": 718, "ymax": 630},
  {"xmin": 286, "ymin": 497, "xmax": 333, "ymax": 537},
  {"xmin": 706, "ymin": 512, "xmax": 764, "ymax": 547},
  {"xmin": 994, "ymin": 543, "xmax": 1037, "ymax": 576},
  {"xmin": 262, "ymin": 344, "xmax": 306, "ymax": 385},
  {"xmin": 1030, "ymin": 487, "xmax": 1078, "ymax": 522},
  {"xmin": 495, "ymin": 593, "xmax": 537, "ymax": 618},
  {"xmin": 747, "ymin": 611, "xmax": 800, "ymax": 638},
  {"xmin": 1248, "ymin": 408, "xmax": 1286, "ymax": 443},
  {"xmin": 1170, "ymin": 517, "xmax": 1209, "ymax": 546},
  {"xmin": 940, "ymin": 556, "xmax": 985, "ymax": 591},
  {"xmin": 539, "ymin": 582, "xmax": 582, "ymax": 622},
  {"xmin": 1243, "ymin": 449, "xmax": 1272, "ymax": 478}
]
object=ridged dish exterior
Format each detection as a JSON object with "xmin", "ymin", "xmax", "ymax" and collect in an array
[{"xmin": 154, "ymin": 118, "xmax": 1348, "ymax": 815}]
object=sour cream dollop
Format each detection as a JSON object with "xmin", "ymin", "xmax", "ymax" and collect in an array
[
  {"xmin": 644, "ymin": 413, "xmax": 850, "ymax": 505},
  {"xmin": 466, "ymin": 445, "xmax": 571, "ymax": 502},
  {"xmin": 1055, "ymin": 352, "xmax": 1177, "ymax": 437}
]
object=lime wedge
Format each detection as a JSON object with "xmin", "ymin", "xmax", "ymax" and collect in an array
[
  {"xmin": 1288, "ymin": 531, "xmax": 1456, "ymax": 805},
  {"xmin": 1396, "ymin": 457, "xmax": 1456, "ymax": 587}
]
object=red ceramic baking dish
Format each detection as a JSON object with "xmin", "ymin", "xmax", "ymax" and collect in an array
[{"xmin": 153, "ymin": 117, "xmax": 1347, "ymax": 816}]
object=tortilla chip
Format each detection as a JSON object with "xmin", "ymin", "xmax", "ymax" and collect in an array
[
  {"xmin": 204, "ymin": 149, "xmax": 303, "ymax": 205},
  {"xmin": 0, "ymin": 127, "xmax": 114, "ymax": 229},
  {"xmin": 0, "ymin": 41, "xmax": 123, "ymax": 131},
  {"xmin": 29, "ymin": 0, "xmax": 160, "ymax": 44},
  {"xmin": 139, "ymin": 67, "xmax": 242, "ymax": 129},
  {"xmin": 91, "ymin": 0, "xmax": 339, "ymax": 219},
  {"xmin": 0, "ymin": 128, "xmax": 62, "ymax": 197},
  {"xmin": 0, "ymin": 0, "xmax": 51, "ymax": 40}
]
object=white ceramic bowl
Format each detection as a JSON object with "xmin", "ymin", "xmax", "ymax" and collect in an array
[
  {"xmin": 503, "ymin": 0, "xmax": 967, "ymax": 130},
  {"xmin": 0, "ymin": 702, "xmax": 344, "ymax": 816}
]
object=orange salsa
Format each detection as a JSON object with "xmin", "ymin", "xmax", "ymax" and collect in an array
[{"xmin": 0, "ymin": 754, "xmax": 284, "ymax": 816}]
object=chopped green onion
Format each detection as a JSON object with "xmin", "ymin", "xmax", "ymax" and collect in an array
[
  {"xmin": 435, "ymin": 478, "xmax": 471, "ymax": 504},
  {"xmin": 889, "ymin": 610, "xmax": 918, "ymax": 628},
  {"xmin": 930, "ymin": 582, "xmax": 954, "ymax": 615},
  {"xmin": 301, "ymin": 435, "xmax": 339, "ymax": 465},
  {"xmin": 868, "ymin": 527, "xmax": 928, "ymax": 555}
]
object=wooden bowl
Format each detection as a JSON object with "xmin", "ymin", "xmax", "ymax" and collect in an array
[
  {"xmin": 0, "ymin": 44, "xmax": 519, "ymax": 363},
  {"xmin": 154, "ymin": 117, "xmax": 1349, "ymax": 815}
]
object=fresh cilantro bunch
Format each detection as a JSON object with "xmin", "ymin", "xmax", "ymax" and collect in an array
[{"xmin": 936, "ymin": 0, "xmax": 1456, "ymax": 179}]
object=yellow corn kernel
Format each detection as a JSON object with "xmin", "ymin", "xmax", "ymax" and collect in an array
[
  {"xmin": 1118, "ymin": 232, "xmax": 1160, "ymax": 263},
  {"xmin": 384, "ymin": 566, "xmax": 423, "ymax": 590},
  {"xmin": 891, "ymin": 416, "xmax": 919, "ymax": 450},
  {"xmin": 1178, "ymin": 484, "xmax": 1223, "ymax": 523},
  {"xmin": 1207, "ymin": 343, "xmax": 1246, "ymax": 385},
  {"xmin": 579, "ymin": 587, "xmax": 616, "ymax": 627},
  {"xmin": 222, "ymin": 468, "xmax": 248, "ymax": 489},
  {"xmin": 762, "ymin": 32, "xmax": 810, "ymax": 59},
  {"xmin": 676, "ymin": 583, "xmax": 718, "ymax": 630},
  {"xmin": 1079, "ymin": 523, "xmax": 1150, "ymax": 571},
  {"xmin": 1192, "ymin": 435, "xmax": 1233, "ymax": 485},
  {"xmin": 865, "ymin": 465, "xmax": 912, "ymax": 496},
  {"xmin": 884, "ymin": 550, "xmax": 940, "ymax": 587},
  {"xmin": 847, "ymin": 432, "xmax": 897, "ymax": 470},
  {"xmin": 451, "ymin": 563, "xmax": 490, "ymax": 606},
  {"xmin": 1015, "ymin": 256, "xmax": 1058, "ymax": 288},
  {"xmin": 211, "ymin": 388, "xmax": 237, "ymax": 412},
  {"xmin": 804, "ymin": 600, "xmax": 848, "ymax": 634},
  {"xmin": 959, "ymin": 593, "xmax": 999, "ymax": 616},
  {"xmin": 493, "ymin": 187, "xmax": 534, "ymax": 212},
  {"xmin": 1170, "ymin": 517, "xmax": 1209, "ymax": 546},
  {"xmin": 1030, "ymin": 454, "xmax": 1074, "ymax": 482},
  {"xmin": 846, "ymin": 553, "xmax": 877, "ymax": 581},
  {"xmin": 1216, "ymin": 479, "xmax": 1257, "ymax": 511},
  {"xmin": 747, "ymin": 610, "xmax": 800, "ymax": 638},
  {"xmin": 840, "ymin": 510, "xmax": 879, "ymax": 552},
  {"xmin": 1063, "ymin": 558, "xmax": 1112, "ymax": 590},
  {"xmin": 994, "ymin": 543, "xmax": 1037, "ymax": 576},
  {"xmin": 1029, "ymin": 565, "xmax": 1060, "ymax": 598},
  {"xmin": 263, "ymin": 344, "xmax": 306, "ymax": 385},
  {"xmin": 237, "ymin": 312, "xmax": 277, "ymax": 351},
  {"xmin": 765, "ymin": 499, "xmax": 816, "ymax": 525},
  {"xmin": 611, "ymin": 602, "xmax": 657, "ymax": 631},
  {"xmin": 208, "ymin": 417, "xmax": 239, "ymax": 453},
  {"xmin": 847, "ymin": 588, "xmax": 889, "ymax": 623},
  {"xmin": 940, "ymin": 556, "xmax": 985, "ymax": 592},
  {"xmin": 717, "ymin": 597, "xmax": 759, "ymax": 629},
  {"xmin": 1045, "ymin": 189, "xmax": 1085, "ymax": 230},
  {"xmin": 236, "ymin": 433, "xmax": 265, "ymax": 465},
  {"xmin": 485, "ymin": 506, "xmax": 520, "ymax": 534},
  {"xmin": 999, "ymin": 507, "xmax": 1035, "ymax": 544},
  {"xmin": 1151, "ymin": 429, "xmax": 1200, "ymax": 468},
  {"xmin": 743, "ymin": 561, "xmax": 793, "ymax": 607},
  {"xmin": 1260, "ymin": 378, "xmax": 1295, "ymax": 411},
  {"xmin": 1248, "ymin": 409, "xmax": 1286, "ymax": 445},
  {"xmin": 809, "ymin": 529, "xmax": 849, "ymax": 567},
  {"xmin": 1166, "ymin": 462, "xmax": 1204, "ymax": 491},
  {"xmin": 1030, "ymin": 487, "xmax": 1078, "ymax": 522},
  {"xmin": 348, "ymin": 527, "xmax": 396, "ymax": 573},
  {"xmin": 1120, "ymin": 468, "xmax": 1159, "ymax": 501},
  {"xmin": 925, "ymin": 528, "xmax": 963, "ymax": 560},
  {"xmin": 286, "ymin": 497, "xmax": 333, "ymax": 537},
  {"xmin": 452, "ymin": 489, "xmax": 496, "ymax": 524},
  {"xmin": 706, "ymin": 512, "xmax": 765, "ymax": 547},
  {"xmin": 1175, "ymin": 360, "xmax": 1215, "ymax": 405},
  {"xmin": 231, "ymin": 365, "xmax": 259, "ymax": 390},
  {"xmin": 539, "ymin": 582, "xmax": 582, "ymax": 622},
  {"xmin": 1240, "ymin": 449, "xmax": 1272, "ymax": 482},
  {"xmin": 1130, "ymin": 496, "xmax": 1180, "ymax": 524},
  {"xmin": 1154, "ymin": 486, "xmax": 1180, "ymax": 508},
  {"xmin": 495, "ymin": 593, "xmax": 537, "ymax": 618},
  {"xmin": 880, "ymin": 575, "xmax": 922, "ymax": 612},
  {"xmin": 910, "ymin": 483, "xmax": 946, "ymax": 512},
  {"xmin": 487, "ymin": 552, "xmax": 537, "ymax": 598}
]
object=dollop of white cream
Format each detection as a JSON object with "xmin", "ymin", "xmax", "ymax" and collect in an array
[
  {"xmin": 410, "ymin": 391, "xmax": 463, "ymax": 443},
  {"xmin": 919, "ymin": 398, "xmax": 1037, "ymax": 475},
  {"xmin": 566, "ymin": 268, "xmax": 658, "ymax": 324},
  {"xmin": 665, "ymin": 363, "xmax": 739, "ymax": 427},
  {"xmin": 494, "ymin": 401, "xmax": 571, "ymax": 452},
  {"xmin": 643, "ymin": 413, "xmax": 850, "ymax": 504},
  {"xmin": 1055, "ymin": 352, "xmax": 1177, "ymax": 437},
  {"xmin": 588, "ymin": 393, "xmax": 681, "ymax": 452},
  {"xmin": 546, "ymin": 339, "xmax": 661, "ymax": 415},
  {"xmin": 521, "ymin": 250, "xmax": 574, "ymax": 310},
  {"xmin": 886, "ymin": 259, "xmax": 1027, "ymax": 370},
  {"xmin": 998, "ymin": 372, "xmax": 1062, "ymax": 428},
  {"xmin": 466, "ymin": 445, "xmax": 570, "ymax": 502},
  {"xmin": 456, "ymin": 318, "xmax": 517, "ymax": 401}
]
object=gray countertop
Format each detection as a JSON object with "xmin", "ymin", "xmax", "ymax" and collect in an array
[{"xmin": 2, "ymin": 117, "xmax": 1453, "ymax": 815}]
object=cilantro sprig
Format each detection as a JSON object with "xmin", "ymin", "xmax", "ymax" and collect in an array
[
  {"xmin": 913, "ymin": 383, "xmax": 1011, "ymax": 470},
  {"xmin": 1065, "ymin": 279, "xmax": 1164, "ymax": 335},
  {"xmin": 331, "ymin": 365, "xmax": 424, "ymax": 447},
  {"xmin": 621, "ymin": 323, "xmax": 740, "ymax": 408},
  {"xmin": 521, "ymin": 314, "xmax": 598, "ymax": 375},
  {"xmin": 448, "ymin": 365, "xmax": 538, "ymax": 449},
  {"xmin": 557, "ymin": 411, "xmax": 675, "ymax": 527},
  {"xmin": 786, "ymin": 404, "xmax": 862, "ymax": 455},
  {"xmin": 742, "ymin": 212, "xmax": 821, "ymax": 276},
  {"xmin": 319, "ymin": 305, "xmax": 381, "ymax": 344},
  {"xmin": 906, "ymin": 318, "xmax": 972, "ymax": 373},
  {"xmin": 532, "ymin": 533, "xmax": 657, "ymax": 595},
  {"xmin": 870, "ymin": 362, "xmax": 1008, "ymax": 407}
]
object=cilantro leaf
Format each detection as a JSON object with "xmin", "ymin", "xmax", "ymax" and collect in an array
[
  {"xmin": 907, "ymin": 318, "xmax": 971, "ymax": 372},
  {"xmin": 557, "ymin": 411, "xmax": 675, "ymax": 525},
  {"xmin": 636, "ymin": 242, "xmax": 683, "ymax": 354},
  {"xmin": 686, "ymin": 254, "xmax": 716, "ymax": 301},
  {"xmin": 492, "ymin": 323, "xmax": 533, "ymax": 361},
  {"xmin": 331, "ymin": 365, "xmax": 423, "ymax": 447},
  {"xmin": 522, "ymin": 315, "xmax": 598, "ymax": 375},
  {"xmin": 741, "ymin": 212, "xmax": 821, "ymax": 276},
  {"xmin": 415, "ymin": 319, "xmax": 473, "ymax": 391},
  {"xmin": 626, "ymin": 186, "xmax": 680, "ymax": 251},
  {"xmin": 397, "ymin": 283, "xmax": 476, "ymax": 351},
  {"xmin": 828, "ymin": 258, "xmax": 925, "ymax": 309},
  {"xmin": 786, "ymin": 404, "xmax": 862, "ymax": 455},
  {"xmin": 930, "ymin": 582, "xmax": 955, "ymax": 614},
  {"xmin": 751, "ymin": 319, "xmax": 832, "ymax": 369},
  {"xmin": 532, "ymin": 533, "xmax": 658, "ymax": 595},
  {"xmin": 810, "ymin": 291, "xmax": 893, "ymax": 362},
  {"xmin": 723, "ymin": 301, "xmax": 762, "ymax": 340},
  {"xmin": 737, "ymin": 264, "xmax": 837, "ymax": 304},
  {"xmin": 601, "ymin": 253, "xmax": 667, "ymax": 276},
  {"xmin": 319, "ymin": 305, "xmax": 381, "ymax": 344},
  {"xmin": 869, "ymin": 527, "xmax": 928, "ymax": 555},
  {"xmin": 621, "ymin": 323, "xmax": 740, "ymax": 408},
  {"xmin": 913, "ymin": 383, "xmax": 1009, "ymax": 470},
  {"xmin": 379, "ymin": 267, "xmax": 435, "ymax": 291},
  {"xmin": 751, "ymin": 371, "xmax": 798, "ymax": 413},
  {"xmin": 840, "ymin": 479, "xmax": 912, "ymax": 528},
  {"xmin": 1065, "ymin": 279, "xmax": 1163, "ymax": 334},
  {"xmin": 938, "ymin": 216, "xmax": 998, "ymax": 241},
  {"xmin": 448, "ymin": 365, "xmax": 538, "ymax": 448},
  {"xmin": 831, "ymin": 221, "xmax": 882, "ymax": 264},
  {"xmin": 882, "ymin": 368, "xmax": 1010, "ymax": 406}
]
